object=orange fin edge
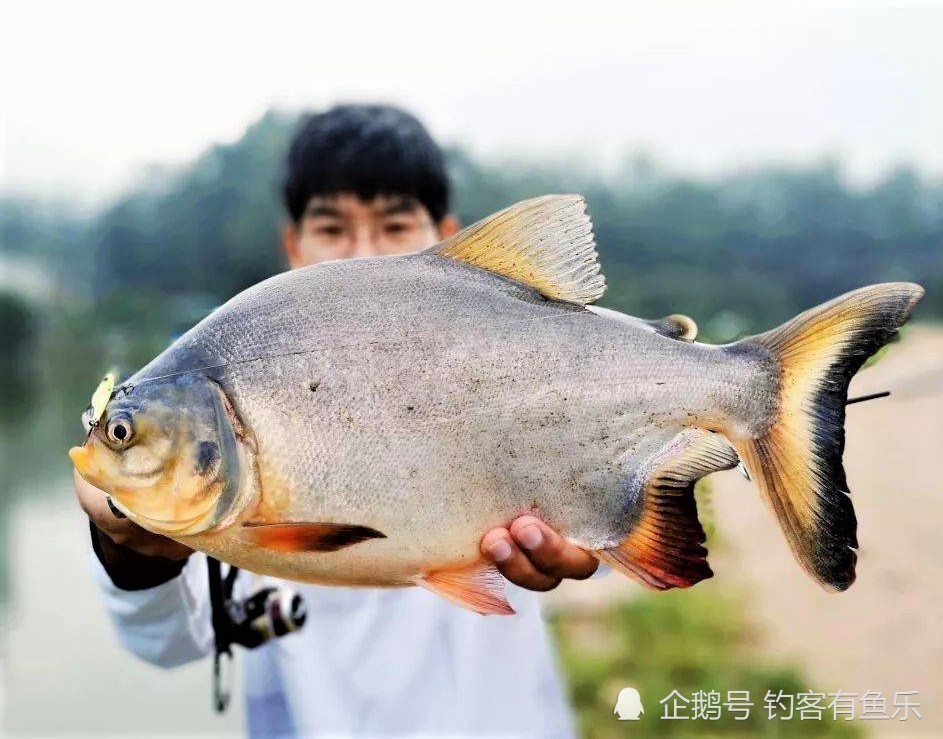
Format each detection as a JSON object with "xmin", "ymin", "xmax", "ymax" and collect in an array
[
  {"xmin": 416, "ymin": 560, "xmax": 516, "ymax": 616},
  {"xmin": 596, "ymin": 428, "xmax": 738, "ymax": 590}
]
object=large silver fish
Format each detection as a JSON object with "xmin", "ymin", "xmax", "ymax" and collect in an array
[{"xmin": 70, "ymin": 196, "xmax": 924, "ymax": 614}]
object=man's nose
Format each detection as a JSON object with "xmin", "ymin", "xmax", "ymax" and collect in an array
[{"xmin": 349, "ymin": 224, "xmax": 382, "ymax": 258}]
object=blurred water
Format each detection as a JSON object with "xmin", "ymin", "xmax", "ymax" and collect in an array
[{"xmin": 1, "ymin": 489, "xmax": 243, "ymax": 736}]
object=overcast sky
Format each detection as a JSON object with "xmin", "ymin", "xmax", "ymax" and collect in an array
[{"xmin": 2, "ymin": 0, "xmax": 942, "ymax": 206}]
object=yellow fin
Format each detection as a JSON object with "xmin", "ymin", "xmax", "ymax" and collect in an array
[
  {"xmin": 431, "ymin": 195, "xmax": 605, "ymax": 305},
  {"xmin": 734, "ymin": 282, "xmax": 923, "ymax": 592}
]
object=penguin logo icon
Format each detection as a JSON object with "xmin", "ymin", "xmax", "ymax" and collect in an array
[{"xmin": 614, "ymin": 687, "xmax": 644, "ymax": 720}]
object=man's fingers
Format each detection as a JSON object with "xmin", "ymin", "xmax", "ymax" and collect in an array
[
  {"xmin": 73, "ymin": 469, "xmax": 193, "ymax": 561},
  {"xmin": 508, "ymin": 516, "xmax": 599, "ymax": 581},
  {"xmin": 94, "ymin": 516, "xmax": 194, "ymax": 560},
  {"xmin": 481, "ymin": 528, "xmax": 561, "ymax": 592},
  {"xmin": 75, "ymin": 470, "xmax": 128, "ymax": 535},
  {"xmin": 73, "ymin": 469, "xmax": 106, "ymax": 514},
  {"xmin": 479, "ymin": 516, "xmax": 600, "ymax": 592},
  {"xmin": 102, "ymin": 529, "xmax": 194, "ymax": 560}
]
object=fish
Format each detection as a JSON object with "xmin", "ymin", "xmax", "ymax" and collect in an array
[{"xmin": 69, "ymin": 195, "xmax": 924, "ymax": 615}]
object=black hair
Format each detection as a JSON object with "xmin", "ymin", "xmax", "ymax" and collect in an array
[{"xmin": 282, "ymin": 104, "xmax": 451, "ymax": 224}]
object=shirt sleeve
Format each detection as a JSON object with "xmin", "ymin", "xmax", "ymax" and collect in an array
[
  {"xmin": 90, "ymin": 521, "xmax": 188, "ymax": 590},
  {"xmin": 90, "ymin": 526, "xmax": 215, "ymax": 668}
]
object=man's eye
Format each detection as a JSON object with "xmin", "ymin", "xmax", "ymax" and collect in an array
[
  {"xmin": 383, "ymin": 221, "xmax": 413, "ymax": 236},
  {"xmin": 315, "ymin": 225, "xmax": 344, "ymax": 237}
]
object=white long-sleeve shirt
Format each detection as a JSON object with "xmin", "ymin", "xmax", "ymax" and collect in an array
[{"xmin": 92, "ymin": 552, "xmax": 576, "ymax": 738}]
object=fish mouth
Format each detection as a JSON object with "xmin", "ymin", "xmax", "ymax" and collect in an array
[
  {"xmin": 70, "ymin": 444, "xmax": 212, "ymax": 534},
  {"xmin": 70, "ymin": 444, "xmax": 119, "ymax": 503},
  {"xmin": 69, "ymin": 445, "xmax": 99, "ymax": 484}
]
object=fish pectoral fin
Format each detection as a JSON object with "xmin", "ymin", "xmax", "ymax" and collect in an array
[
  {"xmin": 416, "ymin": 560, "xmax": 516, "ymax": 616},
  {"xmin": 647, "ymin": 314, "xmax": 698, "ymax": 342},
  {"xmin": 240, "ymin": 521, "xmax": 386, "ymax": 552},
  {"xmin": 596, "ymin": 428, "xmax": 738, "ymax": 590},
  {"xmin": 429, "ymin": 195, "xmax": 605, "ymax": 306}
]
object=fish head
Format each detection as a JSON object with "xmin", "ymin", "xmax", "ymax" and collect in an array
[{"xmin": 70, "ymin": 373, "xmax": 249, "ymax": 536}]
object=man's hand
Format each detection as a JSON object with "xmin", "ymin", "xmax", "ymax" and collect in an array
[
  {"xmin": 73, "ymin": 469, "xmax": 193, "ymax": 560},
  {"xmin": 480, "ymin": 516, "xmax": 598, "ymax": 591}
]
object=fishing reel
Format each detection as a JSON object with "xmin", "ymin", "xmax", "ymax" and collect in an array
[
  {"xmin": 209, "ymin": 558, "xmax": 307, "ymax": 712},
  {"xmin": 225, "ymin": 584, "xmax": 307, "ymax": 649}
]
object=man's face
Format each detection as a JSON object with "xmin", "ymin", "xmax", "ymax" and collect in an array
[{"xmin": 282, "ymin": 193, "xmax": 458, "ymax": 269}]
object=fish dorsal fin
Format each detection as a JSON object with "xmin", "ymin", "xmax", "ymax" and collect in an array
[
  {"xmin": 431, "ymin": 195, "xmax": 606, "ymax": 305},
  {"xmin": 596, "ymin": 429, "xmax": 739, "ymax": 590}
]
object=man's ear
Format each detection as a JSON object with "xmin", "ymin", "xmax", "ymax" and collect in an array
[
  {"xmin": 436, "ymin": 215, "xmax": 461, "ymax": 239},
  {"xmin": 281, "ymin": 222, "xmax": 303, "ymax": 269}
]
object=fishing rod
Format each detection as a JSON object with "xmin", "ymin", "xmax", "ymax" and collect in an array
[{"xmin": 846, "ymin": 391, "xmax": 891, "ymax": 405}]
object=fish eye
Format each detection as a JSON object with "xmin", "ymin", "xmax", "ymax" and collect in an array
[{"xmin": 106, "ymin": 415, "xmax": 134, "ymax": 446}]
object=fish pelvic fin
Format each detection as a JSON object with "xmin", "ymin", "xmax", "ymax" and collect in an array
[
  {"xmin": 240, "ymin": 521, "xmax": 386, "ymax": 552},
  {"xmin": 416, "ymin": 560, "xmax": 516, "ymax": 616},
  {"xmin": 429, "ymin": 194, "xmax": 605, "ymax": 305},
  {"xmin": 597, "ymin": 428, "xmax": 738, "ymax": 590},
  {"xmin": 733, "ymin": 282, "xmax": 924, "ymax": 592}
]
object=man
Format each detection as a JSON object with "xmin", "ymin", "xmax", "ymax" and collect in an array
[{"xmin": 76, "ymin": 104, "xmax": 598, "ymax": 737}]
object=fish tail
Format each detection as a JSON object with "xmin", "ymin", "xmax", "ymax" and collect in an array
[{"xmin": 731, "ymin": 282, "xmax": 923, "ymax": 591}]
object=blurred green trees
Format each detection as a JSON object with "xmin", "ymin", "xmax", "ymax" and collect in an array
[
  {"xmin": 1, "ymin": 110, "xmax": 940, "ymax": 337},
  {"xmin": 0, "ymin": 292, "xmax": 37, "ymax": 361}
]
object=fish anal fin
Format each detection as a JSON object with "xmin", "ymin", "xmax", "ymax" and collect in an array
[
  {"xmin": 241, "ymin": 521, "xmax": 386, "ymax": 552},
  {"xmin": 597, "ymin": 429, "xmax": 738, "ymax": 590},
  {"xmin": 430, "ymin": 195, "xmax": 605, "ymax": 306},
  {"xmin": 417, "ymin": 560, "xmax": 516, "ymax": 616}
]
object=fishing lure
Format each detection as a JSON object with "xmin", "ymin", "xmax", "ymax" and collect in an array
[{"xmin": 85, "ymin": 371, "xmax": 117, "ymax": 429}]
